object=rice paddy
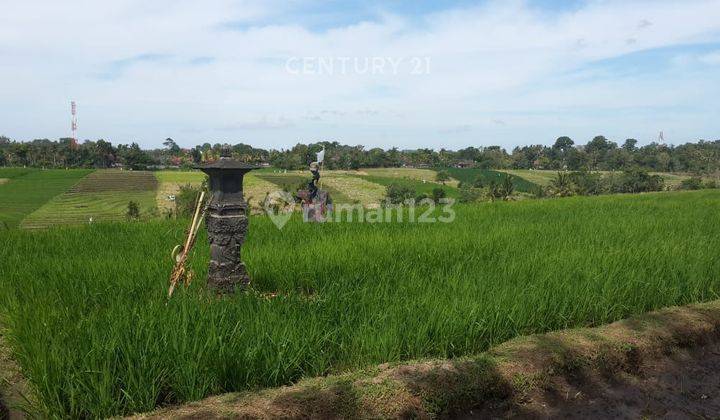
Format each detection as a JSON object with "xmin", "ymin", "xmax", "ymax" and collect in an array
[
  {"xmin": 446, "ymin": 168, "xmax": 538, "ymax": 193},
  {"xmin": 1, "ymin": 190, "xmax": 719, "ymax": 417},
  {"xmin": 500, "ymin": 169, "xmax": 562, "ymax": 186},
  {"xmin": 0, "ymin": 169, "xmax": 92, "ymax": 228},
  {"xmin": 21, "ymin": 170, "xmax": 158, "ymax": 228},
  {"xmin": 501, "ymin": 169, "xmax": 701, "ymax": 189},
  {"xmin": 364, "ymin": 167, "xmax": 460, "ymax": 187}
]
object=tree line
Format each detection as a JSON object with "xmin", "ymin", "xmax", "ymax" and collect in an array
[{"xmin": 2, "ymin": 135, "xmax": 720, "ymax": 174}]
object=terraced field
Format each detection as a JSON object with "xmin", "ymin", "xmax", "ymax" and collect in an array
[
  {"xmin": 321, "ymin": 174, "xmax": 386, "ymax": 206},
  {"xmin": 21, "ymin": 170, "xmax": 158, "ymax": 229},
  {"xmin": 0, "ymin": 169, "xmax": 92, "ymax": 228},
  {"xmin": 154, "ymin": 171, "xmax": 207, "ymax": 212},
  {"xmin": 154, "ymin": 171, "xmax": 280, "ymax": 212},
  {"xmin": 2, "ymin": 166, "xmax": 706, "ymax": 230},
  {"xmin": 364, "ymin": 167, "xmax": 460, "ymax": 187},
  {"xmin": 255, "ymin": 173, "xmax": 354, "ymax": 203},
  {"xmin": 256, "ymin": 168, "xmax": 460, "ymax": 205},
  {"xmin": 242, "ymin": 174, "xmax": 284, "ymax": 209}
]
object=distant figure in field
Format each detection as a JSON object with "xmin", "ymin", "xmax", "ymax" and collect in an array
[
  {"xmin": 298, "ymin": 161, "xmax": 331, "ymax": 222},
  {"xmin": 308, "ymin": 161, "xmax": 320, "ymax": 199}
]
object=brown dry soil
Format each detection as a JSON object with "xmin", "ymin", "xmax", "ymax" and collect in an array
[{"xmin": 127, "ymin": 301, "xmax": 720, "ymax": 419}]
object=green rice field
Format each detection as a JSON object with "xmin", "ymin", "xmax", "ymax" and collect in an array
[
  {"xmin": 446, "ymin": 168, "xmax": 538, "ymax": 192},
  {"xmin": 500, "ymin": 169, "xmax": 699, "ymax": 189},
  {"xmin": 21, "ymin": 170, "xmax": 158, "ymax": 229},
  {"xmin": 358, "ymin": 174, "xmax": 460, "ymax": 199},
  {"xmin": 0, "ymin": 169, "xmax": 92, "ymax": 228},
  {"xmin": 1, "ymin": 190, "xmax": 719, "ymax": 417}
]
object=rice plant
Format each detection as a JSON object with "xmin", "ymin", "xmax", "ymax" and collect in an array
[{"xmin": 1, "ymin": 190, "xmax": 719, "ymax": 417}]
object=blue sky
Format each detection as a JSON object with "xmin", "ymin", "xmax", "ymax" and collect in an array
[{"xmin": 0, "ymin": 0, "xmax": 719, "ymax": 149}]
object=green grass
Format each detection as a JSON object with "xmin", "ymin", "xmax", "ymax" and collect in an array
[
  {"xmin": 501, "ymin": 169, "xmax": 695, "ymax": 189},
  {"xmin": 0, "ymin": 169, "xmax": 92, "ymax": 228},
  {"xmin": 359, "ymin": 174, "xmax": 459, "ymax": 198},
  {"xmin": 0, "ymin": 167, "xmax": 35, "ymax": 180},
  {"xmin": 1, "ymin": 191, "xmax": 720, "ymax": 417},
  {"xmin": 20, "ymin": 170, "xmax": 158, "ymax": 229},
  {"xmin": 499, "ymin": 169, "xmax": 562, "ymax": 187},
  {"xmin": 445, "ymin": 168, "xmax": 539, "ymax": 193},
  {"xmin": 154, "ymin": 171, "xmax": 207, "ymax": 184}
]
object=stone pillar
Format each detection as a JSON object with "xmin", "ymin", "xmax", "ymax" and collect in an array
[
  {"xmin": 206, "ymin": 201, "xmax": 250, "ymax": 293},
  {"xmin": 197, "ymin": 149, "xmax": 258, "ymax": 294}
]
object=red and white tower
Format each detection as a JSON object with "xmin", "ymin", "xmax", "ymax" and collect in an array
[{"xmin": 71, "ymin": 101, "xmax": 78, "ymax": 147}]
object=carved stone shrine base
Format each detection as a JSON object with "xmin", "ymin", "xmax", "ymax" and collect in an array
[{"xmin": 206, "ymin": 211, "xmax": 250, "ymax": 293}]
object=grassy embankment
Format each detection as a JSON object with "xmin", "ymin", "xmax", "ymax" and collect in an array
[
  {"xmin": 0, "ymin": 190, "xmax": 719, "ymax": 417},
  {"xmin": 0, "ymin": 168, "xmax": 92, "ymax": 228}
]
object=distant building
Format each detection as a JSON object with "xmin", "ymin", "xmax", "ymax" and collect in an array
[{"xmin": 455, "ymin": 160, "xmax": 475, "ymax": 168}]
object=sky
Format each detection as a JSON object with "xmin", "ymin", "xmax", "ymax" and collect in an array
[{"xmin": 1, "ymin": 0, "xmax": 719, "ymax": 150}]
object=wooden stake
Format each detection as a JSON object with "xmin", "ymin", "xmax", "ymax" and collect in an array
[{"xmin": 168, "ymin": 191, "xmax": 205, "ymax": 298}]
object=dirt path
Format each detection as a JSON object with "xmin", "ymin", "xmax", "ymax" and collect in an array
[{"xmin": 468, "ymin": 341, "xmax": 720, "ymax": 419}]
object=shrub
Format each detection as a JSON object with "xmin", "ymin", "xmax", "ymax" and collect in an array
[
  {"xmin": 549, "ymin": 172, "xmax": 574, "ymax": 197},
  {"xmin": 126, "ymin": 201, "xmax": 140, "ymax": 220},
  {"xmin": 472, "ymin": 175, "xmax": 485, "ymax": 188},
  {"xmin": 459, "ymin": 185, "xmax": 482, "ymax": 203},
  {"xmin": 568, "ymin": 171, "xmax": 605, "ymax": 195},
  {"xmin": 431, "ymin": 187, "xmax": 446, "ymax": 203},
  {"xmin": 679, "ymin": 176, "xmax": 704, "ymax": 190},
  {"xmin": 531, "ymin": 185, "xmax": 546, "ymax": 198},
  {"xmin": 385, "ymin": 183, "xmax": 416, "ymax": 204},
  {"xmin": 500, "ymin": 176, "xmax": 514, "ymax": 199},
  {"xmin": 175, "ymin": 183, "xmax": 204, "ymax": 218},
  {"xmin": 436, "ymin": 170, "xmax": 450, "ymax": 185},
  {"xmin": 614, "ymin": 170, "xmax": 664, "ymax": 193}
]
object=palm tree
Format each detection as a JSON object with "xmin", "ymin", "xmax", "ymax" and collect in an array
[{"xmin": 550, "ymin": 172, "xmax": 575, "ymax": 197}]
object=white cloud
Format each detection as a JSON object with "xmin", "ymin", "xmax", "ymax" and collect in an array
[
  {"xmin": 699, "ymin": 50, "xmax": 720, "ymax": 65},
  {"xmin": 0, "ymin": 0, "xmax": 719, "ymax": 148}
]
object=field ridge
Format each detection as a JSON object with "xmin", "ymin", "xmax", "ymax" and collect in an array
[{"xmin": 132, "ymin": 299, "xmax": 720, "ymax": 418}]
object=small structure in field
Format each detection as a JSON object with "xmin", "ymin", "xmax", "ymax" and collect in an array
[
  {"xmin": 297, "ymin": 161, "xmax": 332, "ymax": 222},
  {"xmin": 197, "ymin": 148, "xmax": 259, "ymax": 293}
]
